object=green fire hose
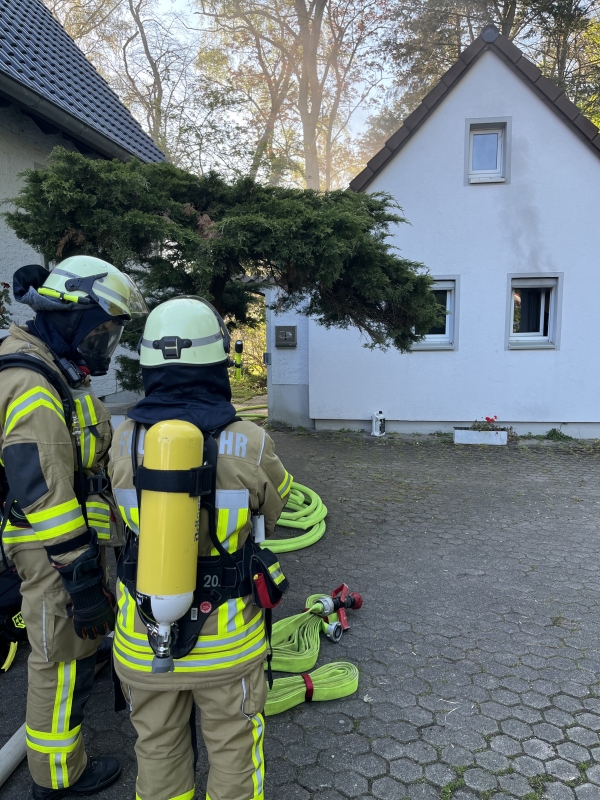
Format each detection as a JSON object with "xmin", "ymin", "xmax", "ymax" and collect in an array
[
  {"xmin": 265, "ymin": 662, "xmax": 359, "ymax": 716},
  {"xmin": 264, "ymin": 594, "xmax": 360, "ymax": 716},
  {"xmin": 236, "ymin": 404, "xmax": 268, "ymax": 421},
  {"xmin": 263, "ymin": 483, "xmax": 327, "ymax": 553}
]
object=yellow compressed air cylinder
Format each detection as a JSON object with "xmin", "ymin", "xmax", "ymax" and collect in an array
[{"xmin": 137, "ymin": 420, "xmax": 203, "ymax": 600}]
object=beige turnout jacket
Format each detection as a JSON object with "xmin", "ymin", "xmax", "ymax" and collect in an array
[{"xmin": 0, "ymin": 324, "xmax": 123, "ymax": 561}]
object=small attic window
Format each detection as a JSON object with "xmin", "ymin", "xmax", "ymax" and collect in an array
[{"xmin": 469, "ymin": 123, "xmax": 506, "ymax": 183}]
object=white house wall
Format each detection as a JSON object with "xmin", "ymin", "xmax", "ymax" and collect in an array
[
  {"xmin": 301, "ymin": 50, "xmax": 600, "ymax": 436},
  {"xmin": 0, "ymin": 103, "xmax": 57, "ymax": 322},
  {"xmin": 0, "ymin": 104, "xmax": 124, "ymax": 399},
  {"xmin": 265, "ymin": 289, "xmax": 311, "ymax": 427}
]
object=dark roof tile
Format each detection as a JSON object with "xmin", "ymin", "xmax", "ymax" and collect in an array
[
  {"xmin": 460, "ymin": 37, "xmax": 486, "ymax": 64},
  {"xmin": 422, "ymin": 81, "xmax": 448, "ymax": 109},
  {"xmin": 554, "ymin": 92, "xmax": 580, "ymax": 120},
  {"xmin": 349, "ymin": 166, "xmax": 374, "ymax": 191},
  {"xmin": 515, "ymin": 56, "xmax": 542, "ymax": 82},
  {"xmin": 350, "ymin": 24, "xmax": 600, "ymax": 192},
  {"xmin": 0, "ymin": 0, "xmax": 164, "ymax": 162},
  {"xmin": 493, "ymin": 35, "xmax": 522, "ymax": 63},
  {"xmin": 441, "ymin": 59, "xmax": 468, "ymax": 86},
  {"xmin": 385, "ymin": 125, "xmax": 410, "ymax": 152},
  {"xmin": 535, "ymin": 74, "xmax": 562, "ymax": 102},
  {"xmin": 403, "ymin": 102, "xmax": 429, "ymax": 131},
  {"xmin": 367, "ymin": 146, "xmax": 393, "ymax": 172},
  {"xmin": 573, "ymin": 113, "xmax": 599, "ymax": 140}
]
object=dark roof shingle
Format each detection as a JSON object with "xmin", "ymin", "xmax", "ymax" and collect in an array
[
  {"xmin": 350, "ymin": 24, "xmax": 600, "ymax": 191},
  {"xmin": 0, "ymin": 0, "xmax": 165, "ymax": 162}
]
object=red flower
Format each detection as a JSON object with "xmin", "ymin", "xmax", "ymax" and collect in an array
[
  {"xmin": 485, "ymin": 415, "xmax": 498, "ymax": 423},
  {"xmin": 1, "ymin": 283, "xmax": 9, "ymax": 289}
]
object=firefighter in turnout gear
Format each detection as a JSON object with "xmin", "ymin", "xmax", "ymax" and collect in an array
[
  {"xmin": 109, "ymin": 296, "xmax": 292, "ymax": 800},
  {"xmin": 0, "ymin": 257, "xmax": 148, "ymax": 799}
]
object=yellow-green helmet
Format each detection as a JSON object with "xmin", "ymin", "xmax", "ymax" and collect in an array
[
  {"xmin": 140, "ymin": 296, "xmax": 230, "ymax": 367},
  {"xmin": 39, "ymin": 255, "xmax": 148, "ymax": 319}
]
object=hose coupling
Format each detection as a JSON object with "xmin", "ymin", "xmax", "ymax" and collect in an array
[
  {"xmin": 315, "ymin": 596, "xmax": 336, "ymax": 616},
  {"xmin": 324, "ymin": 621, "xmax": 343, "ymax": 643}
]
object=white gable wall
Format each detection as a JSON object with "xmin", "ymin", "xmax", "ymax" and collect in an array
[{"xmin": 296, "ymin": 50, "xmax": 600, "ymax": 435}]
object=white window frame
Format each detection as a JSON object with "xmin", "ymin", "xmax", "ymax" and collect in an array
[
  {"xmin": 413, "ymin": 279, "xmax": 457, "ymax": 351},
  {"xmin": 469, "ymin": 126, "xmax": 504, "ymax": 183},
  {"xmin": 507, "ymin": 275, "xmax": 562, "ymax": 350},
  {"xmin": 465, "ymin": 118, "xmax": 511, "ymax": 185}
]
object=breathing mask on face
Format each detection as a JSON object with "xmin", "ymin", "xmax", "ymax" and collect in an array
[{"xmin": 77, "ymin": 319, "xmax": 125, "ymax": 376}]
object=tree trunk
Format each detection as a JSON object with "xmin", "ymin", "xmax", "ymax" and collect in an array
[{"xmin": 294, "ymin": 0, "xmax": 327, "ymax": 189}]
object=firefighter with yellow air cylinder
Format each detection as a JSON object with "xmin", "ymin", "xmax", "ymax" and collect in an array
[{"xmin": 109, "ymin": 295, "xmax": 292, "ymax": 800}]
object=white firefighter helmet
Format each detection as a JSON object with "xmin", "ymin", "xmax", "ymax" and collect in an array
[
  {"xmin": 140, "ymin": 296, "xmax": 230, "ymax": 367},
  {"xmin": 38, "ymin": 255, "xmax": 148, "ymax": 319}
]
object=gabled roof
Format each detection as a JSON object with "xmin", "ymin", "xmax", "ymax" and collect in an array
[
  {"xmin": 0, "ymin": 0, "xmax": 165, "ymax": 163},
  {"xmin": 350, "ymin": 24, "xmax": 600, "ymax": 192}
]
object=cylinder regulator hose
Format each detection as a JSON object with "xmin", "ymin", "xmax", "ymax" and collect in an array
[
  {"xmin": 265, "ymin": 662, "xmax": 359, "ymax": 716},
  {"xmin": 263, "ymin": 483, "xmax": 327, "ymax": 553}
]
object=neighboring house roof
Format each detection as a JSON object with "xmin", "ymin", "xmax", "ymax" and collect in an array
[
  {"xmin": 350, "ymin": 24, "xmax": 600, "ymax": 192},
  {"xmin": 0, "ymin": 0, "xmax": 165, "ymax": 163}
]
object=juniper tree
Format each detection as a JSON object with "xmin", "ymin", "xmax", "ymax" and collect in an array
[{"xmin": 5, "ymin": 147, "xmax": 441, "ymax": 388}]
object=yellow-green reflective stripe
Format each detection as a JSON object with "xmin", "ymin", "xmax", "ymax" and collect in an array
[
  {"xmin": 113, "ymin": 634, "xmax": 266, "ymax": 673},
  {"xmin": 278, "ymin": 471, "xmax": 292, "ymax": 498},
  {"xmin": 268, "ymin": 562, "xmax": 285, "ymax": 585},
  {"xmin": 136, "ymin": 791, "xmax": 195, "ymax": 800},
  {"xmin": 74, "ymin": 395, "xmax": 98, "ymax": 468},
  {"xmin": 2, "ymin": 526, "xmax": 37, "ymax": 543},
  {"xmin": 218, "ymin": 597, "xmax": 246, "ymax": 635},
  {"xmin": 28, "ymin": 498, "xmax": 80, "ymax": 525},
  {"xmin": 87, "ymin": 502, "xmax": 110, "ymax": 537},
  {"xmin": 26, "ymin": 726, "xmax": 80, "ymax": 753},
  {"xmin": 251, "ymin": 713, "xmax": 265, "ymax": 799},
  {"xmin": 113, "ymin": 488, "xmax": 139, "ymax": 534},
  {"xmin": 4, "ymin": 387, "xmax": 64, "ymax": 435},
  {"xmin": 28, "ymin": 499, "xmax": 84, "ymax": 540}
]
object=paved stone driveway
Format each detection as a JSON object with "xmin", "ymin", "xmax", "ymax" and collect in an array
[{"xmin": 3, "ymin": 431, "xmax": 600, "ymax": 800}]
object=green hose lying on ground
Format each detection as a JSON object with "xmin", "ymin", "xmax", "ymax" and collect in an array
[
  {"xmin": 265, "ymin": 594, "xmax": 359, "ymax": 716},
  {"xmin": 263, "ymin": 483, "xmax": 327, "ymax": 553},
  {"xmin": 265, "ymin": 662, "xmax": 359, "ymax": 716}
]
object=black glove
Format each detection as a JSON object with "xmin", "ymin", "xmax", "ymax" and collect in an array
[{"xmin": 49, "ymin": 531, "xmax": 116, "ymax": 640}]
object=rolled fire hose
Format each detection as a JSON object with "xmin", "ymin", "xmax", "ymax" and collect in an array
[
  {"xmin": 0, "ymin": 634, "xmax": 114, "ymax": 789},
  {"xmin": 236, "ymin": 404, "xmax": 268, "ymax": 421},
  {"xmin": 264, "ymin": 483, "xmax": 327, "ymax": 553},
  {"xmin": 265, "ymin": 594, "xmax": 359, "ymax": 716},
  {"xmin": 265, "ymin": 662, "xmax": 359, "ymax": 716}
]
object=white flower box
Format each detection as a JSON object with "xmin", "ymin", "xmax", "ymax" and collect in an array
[{"xmin": 454, "ymin": 428, "xmax": 508, "ymax": 445}]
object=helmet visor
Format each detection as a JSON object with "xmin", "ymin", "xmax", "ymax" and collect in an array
[
  {"xmin": 77, "ymin": 319, "xmax": 124, "ymax": 362},
  {"xmin": 93, "ymin": 273, "xmax": 149, "ymax": 319}
]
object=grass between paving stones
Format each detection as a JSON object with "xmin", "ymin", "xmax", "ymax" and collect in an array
[
  {"xmin": 564, "ymin": 762, "xmax": 592, "ymax": 788},
  {"xmin": 523, "ymin": 774, "xmax": 555, "ymax": 800},
  {"xmin": 440, "ymin": 766, "xmax": 468, "ymax": 799}
]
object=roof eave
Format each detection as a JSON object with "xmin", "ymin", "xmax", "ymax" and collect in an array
[{"xmin": 0, "ymin": 69, "xmax": 141, "ymax": 162}]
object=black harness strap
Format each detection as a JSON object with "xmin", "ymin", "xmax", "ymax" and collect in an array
[{"xmin": 135, "ymin": 464, "xmax": 212, "ymax": 497}]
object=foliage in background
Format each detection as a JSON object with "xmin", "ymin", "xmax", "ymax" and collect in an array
[
  {"xmin": 360, "ymin": 0, "xmax": 600, "ymax": 156},
  {"xmin": 5, "ymin": 148, "xmax": 442, "ymax": 386},
  {"xmin": 42, "ymin": 0, "xmax": 600, "ymax": 188},
  {"xmin": 229, "ymin": 297, "xmax": 267, "ymax": 379},
  {"xmin": 0, "ymin": 282, "xmax": 12, "ymax": 328}
]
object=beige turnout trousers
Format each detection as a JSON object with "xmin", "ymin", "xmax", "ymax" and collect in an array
[
  {"xmin": 13, "ymin": 546, "xmax": 99, "ymax": 789},
  {"xmin": 123, "ymin": 660, "xmax": 267, "ymax": 800}
]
